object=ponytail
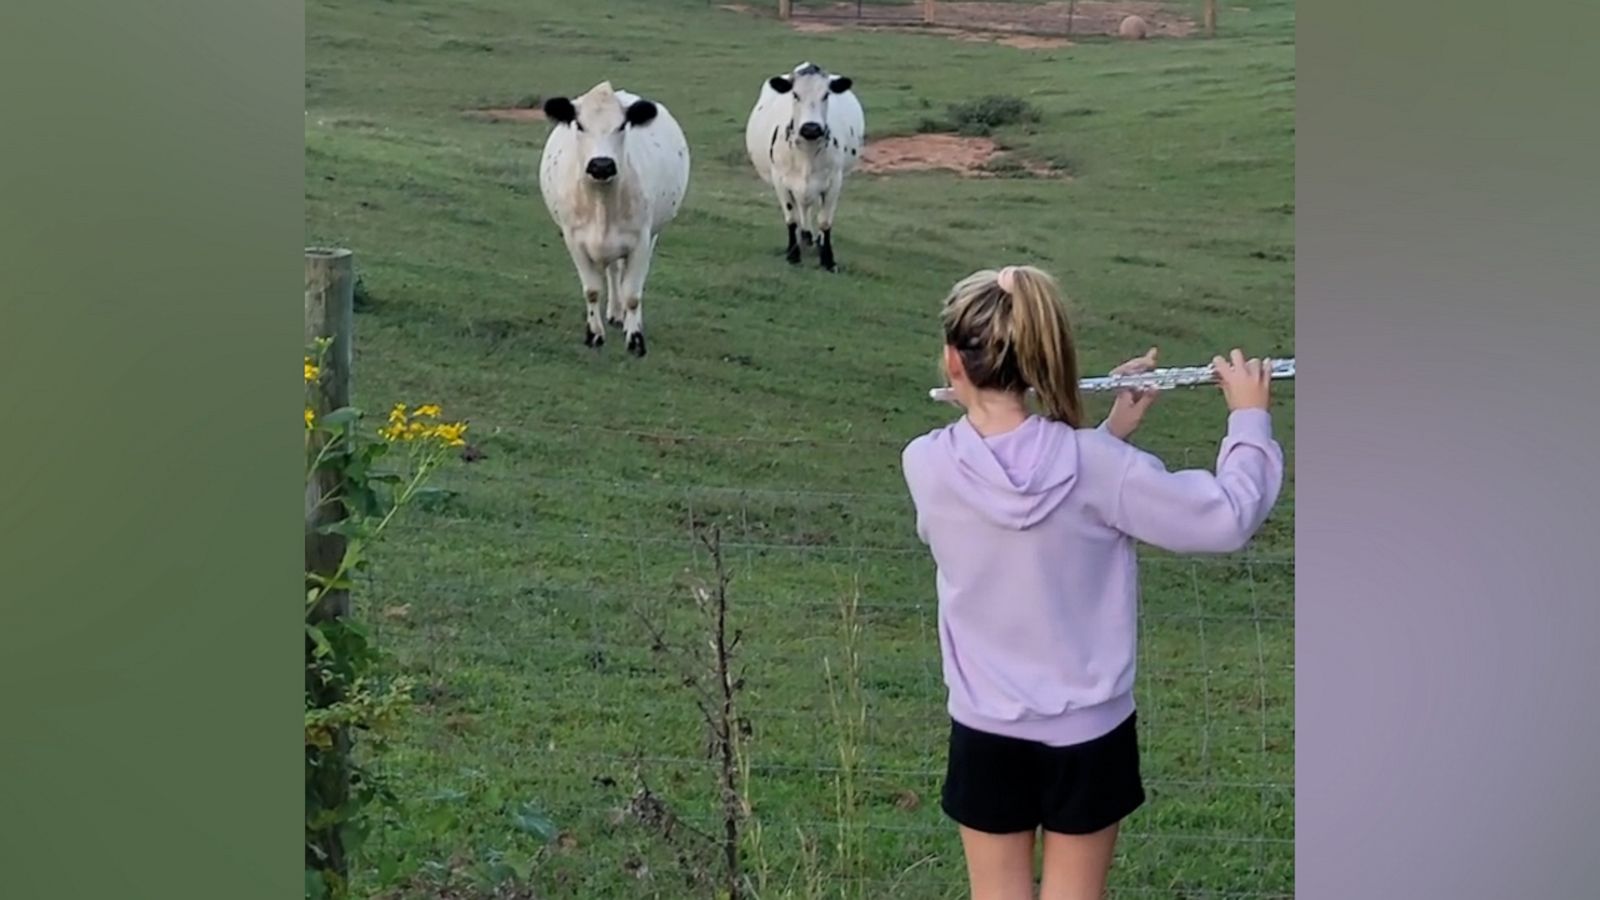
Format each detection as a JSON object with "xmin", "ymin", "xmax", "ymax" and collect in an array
[
  {"xmin": 1004, "ymin": 267, "xmax": 1082, "ymax": 426},
  {"xmin": 940, "ymin": 265, "xmax": 1083, "ymax": 426}
]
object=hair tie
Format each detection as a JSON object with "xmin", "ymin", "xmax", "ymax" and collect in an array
[{"xmin": 996, "ymin": 266, "xmax": 1020, "ymax": 295}]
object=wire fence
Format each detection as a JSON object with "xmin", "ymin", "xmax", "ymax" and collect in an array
[
  {"xmin": 373, "ymin": 422, "xmax": 1293, "ymax": 897},
  {"xmin": 777, "ymin": 0, "xmax": 1204, "ymax": 41}
]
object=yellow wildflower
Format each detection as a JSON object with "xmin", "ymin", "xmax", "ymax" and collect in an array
[
  {"xmin": 304, "ymin": 358, "xmax": 320, "ymax": 383},
  {"xmin": 305, "ymin": 407, "xmax": 315, "ymax": 430},
  {"xmin": 374, "ymin": 401, "xmax": 467, "ymax": 447},
  {"xmin": 432, "ymin": 422, "xmax": 469, "ymax": 447}
]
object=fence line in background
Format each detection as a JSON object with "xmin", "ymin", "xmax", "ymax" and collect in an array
[{"xmin": 770, "ymin": 0, "xmax": 1226, "ymax": 40}]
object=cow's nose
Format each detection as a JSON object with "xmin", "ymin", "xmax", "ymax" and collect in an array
[
  {"xmin": 586, "ymin": 157, "xmax": 618, "ymax": 180},
  {"xmin": 798, "ymin": 122, "xmax": 825, "ymax": 141}
]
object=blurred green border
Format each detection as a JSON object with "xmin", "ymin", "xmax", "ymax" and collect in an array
[
  {"xmin": 6, "ymin": 0, "xmax": 1592, "ymax": 896},
  {"xmin": 0, "ymin": 2, "xmax": 301, "ymax": 897}
]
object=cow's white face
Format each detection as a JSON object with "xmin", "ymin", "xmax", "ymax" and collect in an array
[
  {"xmin": 768, "ymin": 63, "xmax": 853, "ymax": 145},
  {"xmin": 543, "ymin": 82, "xmax": 658, "ymax": 184}
]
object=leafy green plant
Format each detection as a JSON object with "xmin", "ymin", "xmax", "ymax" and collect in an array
[
  {"xmin": 305, "ymin": 339, "xmax": 470, "ymax": 899},
  {"xmin": 918, "ymin": 94, "xmax": 1042, "ymax": 137}
]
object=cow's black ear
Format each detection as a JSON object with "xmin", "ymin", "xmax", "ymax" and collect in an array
[
  {"xmin": 829, "ymin": 76, "xmax": 853, "ymax": 94},
  {"xmin": 768, "ymin": 76, "xmax": 792, "ymax": 94},
  {"xmin": 543, "ymin": 97, "xmax": 576, "ymax": 124},
  {"xmin": 624, "ymin": 99, "xmax": 658, "ymax": 127}
]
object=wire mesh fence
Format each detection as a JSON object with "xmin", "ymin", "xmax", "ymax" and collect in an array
[
  {"xmin": 777, "ymin": 0, "xmax": 1203, "ymax": 40},
  {"xmin": 368, "ymin": 420, "xmax": 1293, "ymax": 897}
]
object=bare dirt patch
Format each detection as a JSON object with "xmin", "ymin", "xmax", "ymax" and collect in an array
[
  {"xmin": 791, "ymin": 20, "xmax": 844, "ymax": 33},
  {"xmin": 465, "ymin": 107, "xmax": 546, "ymax": 123},
  {"xmin": 860, "ymin": 134, "xmax": 1066, "ymax": 179},
  {"xmin": 732, "ymin": 1, "xmax": 1191, "ymax": 46},
  {"xmin": 992, "ymin": 33, "xmax": 1074, "ymax": 49}
]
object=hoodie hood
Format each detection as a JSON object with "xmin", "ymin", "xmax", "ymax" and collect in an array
[{"xmin": 931, "ymin": 416, "xmax": 1080, "ymax": 530}]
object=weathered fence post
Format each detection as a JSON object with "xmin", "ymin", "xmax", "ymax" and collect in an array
[
  {"xmin": 306, "ymin": 246, "xmax": 354, "ymax": 606},
  {"xmin": 923, "ymin": 0, "xmax": 936, "ymax": 25},
  {"xmin": 305, "ymin": 247, "xmax": 355, "ymax": 883},
  {"xmin": 777, "ymin": 0, "xmax": 791, "ymax": 21},
  {"xmin": 1205, "ymin": 0, "xmax": 1217, "ymax": 36}
]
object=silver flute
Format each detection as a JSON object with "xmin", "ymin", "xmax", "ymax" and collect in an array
[{"xmin": 928, "ymin": 358, "xmax": 1295, "ymax": 403}]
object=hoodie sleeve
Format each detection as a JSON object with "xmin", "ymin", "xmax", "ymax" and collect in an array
[
  {"xmin": 900, "ymin": 437, "xmax": 931, "ymax": 545},
  {"xmin": 1111, "ymin": 409, "xmax": 1284, "ymax": 553}
]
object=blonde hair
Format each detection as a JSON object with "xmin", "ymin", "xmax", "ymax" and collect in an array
[{"xmin": 940, "ymin": 265, "xmax": 1083, "ymax": 426}]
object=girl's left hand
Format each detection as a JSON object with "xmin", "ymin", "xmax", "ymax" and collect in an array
[{"xmin": 1103, "ymin": 347, "xmax": 1159, "ymax": 440}]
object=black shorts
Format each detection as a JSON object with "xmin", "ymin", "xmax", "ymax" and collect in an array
[{"xmin": 941, "ymin": 711, "xmax": 1145, "ymax": 835}]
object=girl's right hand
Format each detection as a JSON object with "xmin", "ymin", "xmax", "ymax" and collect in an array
[{"xmin": 1212, "ymin": 349, "xmax": 1271, "ymax": 411}]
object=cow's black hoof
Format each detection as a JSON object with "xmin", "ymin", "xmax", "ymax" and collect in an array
[
  {"xmin": 800, "ymin": 230, "xmax": 815, "ymax": 246},
  {"xmin": 627, "ymin": 333, "xmax": 647, "ymax": 357},
  {"xmin": 785, "ymin": 248, "xmax": 802, "ymax": 265},
  {"xmin": 585, "ymin": 328, "xmax": 604, "ymax": 348},
  {"xmin": 607, "ymin": 316, "xmax": 624, "ymax": 328}
]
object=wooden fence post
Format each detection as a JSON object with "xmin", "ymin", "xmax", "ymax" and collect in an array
[
  {"xmin": 1205, "ymin": 0, "xmax": 1217, "ymax": 36},
  {"xmin": 778, "ymin": 0, "xmax": 791, "ymax": 21},
  {"xmin": 305, "ymin": 247, "xmax": 354, "ymax": 604},
  {"xmin": 304, "ymin": 246, "xmax": 355, "ymax": 881},
  {"xmin": 923, "ymin": 0, "xmax": 936, "ymax": 25}
]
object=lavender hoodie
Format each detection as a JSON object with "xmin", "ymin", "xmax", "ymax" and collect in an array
[{"xmin": 901, "ymin": 409, "xmax": 1284, "ymax": 747}]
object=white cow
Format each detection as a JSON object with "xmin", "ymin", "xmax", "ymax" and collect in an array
[
  {"xmin": 540, "ymin": 82, "xmax": 690, "ymax": 356},
  {"xmin": 744, "ymin": 62, "xmax": 864, "ymax": 272}
]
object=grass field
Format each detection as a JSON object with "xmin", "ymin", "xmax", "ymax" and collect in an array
[{"xmin": 306, "ymin": 0, "xmax": 1294, "ymax": 896}]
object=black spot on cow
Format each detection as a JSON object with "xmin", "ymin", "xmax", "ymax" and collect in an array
[
  {"xmin": 543, "ymin": 96, "xmax": 576, "ymax": 124},
  {"xmin": 785, "ymin": 222, "xmax": 801, "ymax": 265},
  {"xmin": 627, "ymin": 332, "xmax": 647, "ymax": 357},
  {"xmin": 819, "ymin": 228, "xmax": 837, "ymax": 272},
  {"xmin": 624, "ymin": 99, "xmax": 658, "ymax": 127},
  {"xmin": 770, "ymin": 124, "xmax": 780, "ymax": 154},
  {"xmin": 796, "ymin": 63, "xmax": 824, "ymax": 77}
]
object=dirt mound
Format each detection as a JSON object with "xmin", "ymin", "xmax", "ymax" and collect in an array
[
  {"xmin": 466, "ymin": 107, "xmax": 546, "ymax": 123},
  {"xmin": 860, "ymin": 134, "xmax": 1066, "ymax": 178}
]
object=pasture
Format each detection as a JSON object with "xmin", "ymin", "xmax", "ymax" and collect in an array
[{"xmin": 305, "ymin": 0, "xmax": 1295, "ymax": 896}]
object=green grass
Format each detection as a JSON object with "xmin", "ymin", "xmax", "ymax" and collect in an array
[{"xmin": 306, "ymin": 0, "xmax": 1294, "ymax": 896}]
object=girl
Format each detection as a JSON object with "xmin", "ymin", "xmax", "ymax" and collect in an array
[{"xmin": 901, "ymin": 265, "xmax": 1284, "ymax": 900}]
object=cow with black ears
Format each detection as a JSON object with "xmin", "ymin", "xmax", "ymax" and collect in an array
[
  {"xmin": 539, "ymin": 81, "xmax": 690, "ymax": 356},
  {"xmin": 744, "ymin": 62, "xmax": 865, "ymax": 272}
]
